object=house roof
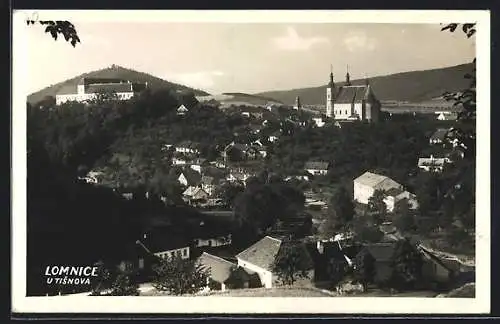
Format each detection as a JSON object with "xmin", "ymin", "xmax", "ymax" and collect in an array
[
  {"xmin": 179, "ymin": 168, "xmax": 202, "ymax": 186},
  {"xmin": 86, "ymin": 83, "xmax": 134, "ymax": 94},
  {"xmin": 438, "ymin": 112, "xmax": 458, "ymax": 120},
  {"xmin": 364, "ymin": 242, "xmax": 398, "ymax": 262},
  {"xmin": 198, "ymin": 253, "xmax": 237, "ymax": 284},
  {"xmin": 430, "ymin": 128, "xmax": 449, "ymax": 142},
  {"xmin": 354, "ymin": 171, "xmax": 402, "ymax": 191},
  {"xmin": 335, "ymin": 85, "xmax": 375, "ymax": 104},
  {"xmin": 305, "ymin": 161, "xmax": 329, "ymax": 170},
  {"xmin": 177, "ymin": 140, "xmax": 200, "ymax": 149},
  {"xmin": 418, "ymin": 157, "xmax": 446, "ymax": 167},
  {"xmin": 385, "ymin": 187, "xmax": 405, "ymax": 197},
  {"xmin": 236, "ymin": 236, "xmax": 283, "ymax": 270},
  {"xmin": 177, "ymin": 104, "xmax": 189, "ymax": 112},
  {"xmin": 137, "ymin": 233, "xmax": 190, "ymax": 254}
]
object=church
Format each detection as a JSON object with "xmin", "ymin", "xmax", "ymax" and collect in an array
[{"xmin": 325, "ymin": 67, "xmax": 381, "ymax": 123}]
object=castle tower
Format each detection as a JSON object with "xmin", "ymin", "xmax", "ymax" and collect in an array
[
  {"xmin": 294, "ymin": 95, "xmax": 302, "ymax": 110},
  {"xmin": 326, "ymin": 65, "xmax": 335, "ymax": 118},
  {"xmin": 346, "ymin": 64, "xmax": 351, "ymax": 86}
]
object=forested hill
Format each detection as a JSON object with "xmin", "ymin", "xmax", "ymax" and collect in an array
[
  {"xmin": 27, "ymin": 64, "xmax": 211, "ymax": 105},
  {"xmin": 255, "ymin": 63, "xmax": 475, "ymax": 105}
]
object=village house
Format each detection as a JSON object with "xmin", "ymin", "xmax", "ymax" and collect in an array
[
  {"xmin": 226, "ymin": 170, "xmax": 252, "ymax": 185},
  {"xmin": 177, "ymin": 104, "xmax": 189, "ymax": 116},
  {"xmin": 267, "ymin": 130, "xmax": 281, "ymax": 143},
  {"xmin": 175, "ymin": 141, "xmax": 201, "ymax": 155},
  {"xmin": 79, "ymin": 170, "xmax": 104, "ymax": 184},
  {"xmin": 304, "ymin": 161, "xmax": 329, "ymax": 176},
  {"xmin": 436, "ymin": 111, "xmax": 458, "ymax": 121},
  {"xmin": 135, "ymin": 232, "xmax": 191, "ymax": 271},
  {"xmin": 223, "ymin": 142, "xmax": 259, "ymax": 161},
  {"xmin": 200, "ymin": 175, "xmax": 223, "ymax": 196},
  {"xmin": 248, "ymin": 124, "xmax": 264, "ymax": 135},
  {"xmin": 197, "ymin": 253, "xmax": 259, "ymax": 292},
  {"xmin": 429, "ymin": 128, "xmax": 449, "ymax": 145},
  {"xmin": 178, "ymin": 168, "xmax": 202, "ymax": 187},
  {"xmin": 236, "ymin": 236, "xmax": 314, "ymax": 288},
  {"xmin": 172, "ymin": 156, "xmax": 188, "ymax": 166},
  {"xmin": 193, "ymin": 226, "xmax": 233, "ymax": 248},
  {"xmin": 190, "ymin": 158, "xmax": 210, "ymax": 173},
  {"xmin": 353, "ymin": 171, "xmax": 418, "ymax": 212},
  {"xmin": 182, "ymin": 186, "xmax": 209, "ymax": 204},
  {"xmin": 416, "ymin": 244, "xmax": 455, "ymax": 288},
  {"xmin": 417, "ymin": 155, "xmax": 450, "ymax": 173},
  {"xmin": 312, "ymin": 117, "xmax": 326, "ymax": 128}
]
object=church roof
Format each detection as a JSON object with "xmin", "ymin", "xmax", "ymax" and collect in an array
[{"xmin": 335, "ymin": 85, "xmax": 375, "ymax": 104}]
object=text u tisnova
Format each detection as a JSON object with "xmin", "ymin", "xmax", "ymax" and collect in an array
[{"xmin": 44, "ymin": 266, "xmax": 99, "ymax": 285}]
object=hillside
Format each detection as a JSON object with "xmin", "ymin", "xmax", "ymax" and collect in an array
[
  {"xmin": 27, "ymin": 64, "xmax": 211, "ymax": 105},
  {"xmin": 256, "ymin": 63, "xmax": 475, "ymax": 105},
  {"xmin": 196, "ymin": 92, "xmax": 283, "ymax": 108}
]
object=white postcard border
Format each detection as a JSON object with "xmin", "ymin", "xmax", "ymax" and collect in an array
[{"xmin": 12, "ymin": 9, "xmax": 491, "ymax": 314}]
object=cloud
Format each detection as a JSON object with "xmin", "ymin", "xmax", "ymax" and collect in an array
[
  {"xmin": 272, "ymin": 26, "xmax": 330, "ymax": 51},
  {"xmin": 343, "ymin": 32, "xmax": 377, "ymax": 52},
  {"xmin": 167, "ymin": 70, "xmax": 225, "ymax": 90}
]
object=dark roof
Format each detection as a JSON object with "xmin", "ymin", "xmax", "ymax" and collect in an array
[
  {"xmin": 430, "ymin": 128, "xmax": 449, "ymax": 142},
  {"xmin": 304, "ymin": 161, "xmax": 329, "ymax": 170},
  {"xmin": 138, "ymin": 233, "xmax": 190, "ymax": 254},
  {"xmin": 385, "ymin": 187, "xmax": 405, "ymax": 197},
  {"xmin": 364, "ymin": 243, "xmax": 398, "ymax": 262},
  {"xmin": 86, "ymin": 83, "xmax": 134, "ymax": 94},
  {"xmin": 198, "ymin": 252, "xmax": 237, "ymax": 284},
  {"xmin": 180, "ymin": 168, "xmax": 202, "ymax": 186},
  {"xmin": 80, "ymin": 77, "xmax": 130, "ymax": 85},
  {"xmin": 236, "ymin": 236, "xmax": 283, "ymax": 270},
  {"xmin": 335, "ymin": 85, "xmax": 372, "ymax": 104}
]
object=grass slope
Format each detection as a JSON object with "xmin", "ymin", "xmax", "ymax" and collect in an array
[
  {"xmin": 28, "ymin": 64, "xmax": 211, "ymax": 104},
  {"xmin": 256, "ymin": 63, "xmax": 474, "ymax": 105}
]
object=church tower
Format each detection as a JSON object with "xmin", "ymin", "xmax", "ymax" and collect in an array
[
  {"xmin": 294, "ymin": 95, "xmax": 302, "ymax": 110},
  {"xmin": 326, "ymin": 65, "xmax": 335, "ymax": 118}
]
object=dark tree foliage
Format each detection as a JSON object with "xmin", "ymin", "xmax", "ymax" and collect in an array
[
  {"xmin": 272, "ymin": 241, "xmax": 312, "ymax": 286},
  {"xmin": 152, "ymin": 256, "xmax": 209, "ymax": 295},
  {"xmin": 389, "ymin": 239, "xmax": 424, "ymax": 290},
  {"xmin": 368, "ymin": 189, "xmax": 387, "ymax": 225},
  {"xmin": 233, "ymin": 181, "xmax": 305, "ymax": 238},
  {"xmin": 27, "ymin": 19, "xmax": 81, "ymax": 47}
]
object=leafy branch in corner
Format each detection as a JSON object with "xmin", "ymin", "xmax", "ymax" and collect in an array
[
  {"xmin": 440, "ymin": 23, "xmax": 476, "ymax": 122},
  {"xmin": 26, "ymin": 19, "xmax": 81, "ymax": 47}
]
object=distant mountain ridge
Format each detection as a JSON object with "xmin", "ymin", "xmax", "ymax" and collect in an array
[
  {"xmin": 27, "ymin": 65, "xmax": 211, "ymax": 104},
  {"xmin": 196, "ymin": 92, "xmax": 283, "ymax": 107},
  {"xmin": 255, "ymin": 63, "xmax": 475, "ymax": 105}
]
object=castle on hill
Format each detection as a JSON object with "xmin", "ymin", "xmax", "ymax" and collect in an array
[
  {"xmin": 55, "ymin": 74, "xmax": 148, "ymax": 105},
  {"xmin": 325, "ymin": 66, "xmax": 381, "ymax": 123}
]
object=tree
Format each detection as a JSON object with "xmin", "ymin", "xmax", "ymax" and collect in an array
[
  {"xmin": 389, "ymin": 239, "xmax": 423, "ymax": 290},
  {"xmin": 109, "ymin": 267, "xmax": 140, "ymax": 296},
  {"xmin": 353, "ymin": 249, "xmax": 376, "ymax": 291},
  {"xmin": 328, "ymin": 186, "xmax": 355, "ymax": 228},
  {"xmin": 368, "ymin": 189, "xmax": 387, "ymax": 224},
  {"xmin": 272, "ymin": 241, "xmax": 312, "ymax": 286},
  {"xmin": 393, "ymin": 200, "xmax": 416, "ymax": 233},
  {"xmin": 90, "ymin": 261, "xmax": 114, "ymax": 296},
  {"xmin": 215, "ymin": 182, "xmax": 245, "ymax": 207},
  {"xmin": 27, "ymin": 19, "xmax": 81, "ymax": 47},
  {"xmin": 152, "ymin": 256, "xmax": 209, "ymax": 295}
]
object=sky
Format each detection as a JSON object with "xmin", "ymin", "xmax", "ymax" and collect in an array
[{"xmin": 22, "ymin": 19, "xmax": 475, "ymax": 95}]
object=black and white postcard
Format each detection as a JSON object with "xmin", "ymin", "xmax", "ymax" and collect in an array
[{"xmin": 12, "ymin": 9, "xmax": 490, "ymax": 314}]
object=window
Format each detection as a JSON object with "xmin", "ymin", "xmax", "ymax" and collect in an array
[
  {"xmin": 182, "ymin": 248, "xmax": 188, "ymax": 257},
  {"xmin": 345, "ymin": 110, "xmax": 347, "ymax": 115}
]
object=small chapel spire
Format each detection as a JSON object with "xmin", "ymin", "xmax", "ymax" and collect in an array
[{"xmin": 346, "ymin": 64, "xmax": 351, "ymax": 86}]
